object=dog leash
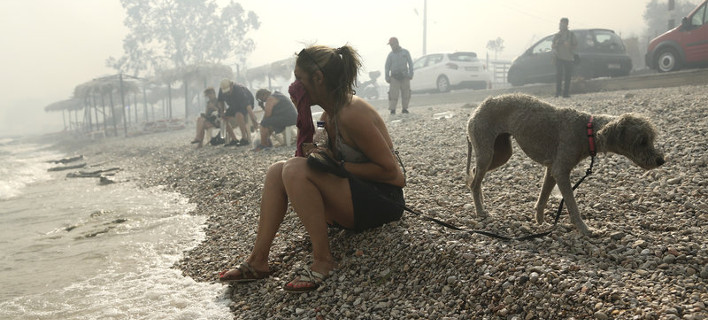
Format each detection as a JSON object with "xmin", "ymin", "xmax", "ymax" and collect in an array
[
  {"xmin": 398, "ymin": 155, "xmax": 596, "ymax": 241},
  {"xmin": 315, "ymin": 151, "xmax": 594, "ymax": 241},
  {"xmin": 395, "ymin": 118, "xmax": 597, "ymax": 240},
  {"xmin": 313, "ymin": 117, "xmax": 597, "ymax": 240}
]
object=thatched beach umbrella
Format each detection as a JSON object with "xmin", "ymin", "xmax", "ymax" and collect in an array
[
  {"xmin": 245, "ymin": 57, "xmax": 295, "ymax": 90},
  {"xmin": 158, "ymin": 63, "xmax": 233, "ymax": 120},
  {"xmin": 44, "ymin": 98, "xmax": 84, "ymax": 131},
  {"xmin": 44, "ymin": 98, "xmax": 83, "ymax": 112},
  {"xmin": 72, "ymin": 75, "xmax": 142, "ymax": 137}
]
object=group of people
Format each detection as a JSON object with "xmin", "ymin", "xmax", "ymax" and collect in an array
[
  {"xmin": 206, "ymin": 19, "xmax": 577, "ymax": 292},
  {"xmin": 191, "ymin": 79, "xmax": 297, "ymax": 150},
  {"xmin": 192, "ymin": 35, "xmax": 420, "ymax": 151}
]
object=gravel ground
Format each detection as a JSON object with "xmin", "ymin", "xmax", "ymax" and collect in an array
[{"xmin": 62, "ymin": 85, "xmax": 707, "ymax": 319}]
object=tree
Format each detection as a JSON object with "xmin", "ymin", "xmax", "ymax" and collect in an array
[
  {"xmin": 107, "ymin": 0, "xmax": 260, "ymax": 77},
  {"xmin": 486, "ymin": 37, "xmax": 505, "ymax": 60},
  {"xmin": 643, "ymin": 0, "xmax": 699, "ymax": 39}
]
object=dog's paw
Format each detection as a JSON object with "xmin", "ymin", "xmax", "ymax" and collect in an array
[
  {"xmin": 475, "ymin": 210, "xmax": 490, "ymax": 219},
  {"xmin": 535, "ymin": 212, "xmax": 545, "ymax": 225},
  {"xmin": 587, "ymin": 227, "xmax": 604, "ymax": 238},
  {"xmin": 576, "ymin": 225, "xmax": 594, "ymax": 237}
]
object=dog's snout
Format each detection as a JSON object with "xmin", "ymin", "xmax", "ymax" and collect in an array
[{"xmin": 656, "ymin": 157, "xmax": 665, "ymax": 166}]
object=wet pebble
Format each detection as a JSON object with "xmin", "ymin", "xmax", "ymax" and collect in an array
[{"xmin": 67, "ymin": 85, "xmax": 708, "ymax": 319}]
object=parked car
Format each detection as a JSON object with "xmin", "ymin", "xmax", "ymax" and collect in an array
[
  {"xmin": 645, "ymin": 0, "xmax": 708, "ymax": 72},
  {"xmin": 410, "ymin": 52, "xmax": 492, "ymax": 93},
  {"xmin": 507, "ymin": 29, "xmax": 632, "ymax": 86}
]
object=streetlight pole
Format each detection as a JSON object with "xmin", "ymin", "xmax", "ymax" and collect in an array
[{"xmin": 423, "ymin": 0, "xmax": 427, "ymax": 55}]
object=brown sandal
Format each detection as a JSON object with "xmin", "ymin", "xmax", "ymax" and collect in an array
[{"xmin": 219, "ymin": 262, "xmax": 272, "ymax": 284}]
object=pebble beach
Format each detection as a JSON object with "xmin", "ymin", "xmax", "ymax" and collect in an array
[{"xmin": 61, "ymin": 85, "xmax": 707, "ymax": 319}]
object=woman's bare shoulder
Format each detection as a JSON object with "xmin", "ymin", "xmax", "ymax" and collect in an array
[
  {"xmin": 340, "ymin": 97, "xmax": 383, "ymax": 132},
  {"xmin": 342, "ymin": 96, "xmax": 376, "ymax": 116}
]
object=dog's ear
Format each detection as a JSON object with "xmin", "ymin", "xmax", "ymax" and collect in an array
[
  {"xmin": 616, "ymin": 114, "xmax": 661, "ymax": 151},
  {"xmin": 618, "ymin": 117, "xmax": 632, "ymax": 143},
  {"xmin": 598, "ymin": 114, "xmax": 637, "ymax": 150},
  {"xmin": 598, "ymin": 116, "xmax": 623, "ymax": 146},
  {"xmin": 635, "ymin": 134, "xmax": 654, "ymax": 150},
  {"xmin": 620, "ymin": 114, "xmax": 654, "ymax": 143},
  {"xmin": 610, "ymin": 114, "xmax": 639, "ymax": 143}
]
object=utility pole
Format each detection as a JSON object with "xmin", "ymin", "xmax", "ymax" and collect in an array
[
  {"xmin": 668, "ymin": 0, "xmax": 676, "ymax": 30},
  {"xmin": 423, "ymin": 0, "xmax": 427, "ymax": 55}
]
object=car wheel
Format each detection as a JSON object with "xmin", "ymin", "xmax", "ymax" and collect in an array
[
  {"xmin": 436, "ymin": 75, "xmax": 450, "ymax": 93},
  {"xmin": 656, "ymin": 48, "xmax": 681, "ymax": 72}
]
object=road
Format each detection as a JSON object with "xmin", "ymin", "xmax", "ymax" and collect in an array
[{"xmin": 369, "ymin": 68, "xmax": 708, "ymax": 109}]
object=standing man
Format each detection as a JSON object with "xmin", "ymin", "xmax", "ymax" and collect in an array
[
  {"xmin": 552, "ymin": 17, "xmax": 577, "ymax": 98},
  {"xmin": 385, "ymin": 37, "xmax": 414, "ymax": 114},
  {"xmin": 218, "ymin": 79, "xmax": 259, "ymax": 146}
]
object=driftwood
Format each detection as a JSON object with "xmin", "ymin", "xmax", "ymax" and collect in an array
[
  {"xmin": 48, "ymin": 163, "xmax": 87, "ymax": 171},
  {"xmin": 48, "ymin": 155, "xmax": 84, "ymax": 164},
  {"xmin": 99, "ymin": 176, "xmax": 115, "ymax": 185},
  {"xmin": 66, "ymin": 167, "xmax": 121, "ymax": 178}
]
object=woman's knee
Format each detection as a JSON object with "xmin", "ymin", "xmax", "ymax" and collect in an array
[
  {"xmin": 264, "ymin": 161, "xmax": 286, "ymax": 182},
  {"xmin": 267, "ymin": 160, "xmax": 285, "ymax": 172},
  {"xmin": 281, "ymin": 158, "xmax": 308, "ymax": 182}
]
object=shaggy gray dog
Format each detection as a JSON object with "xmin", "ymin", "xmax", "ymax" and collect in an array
[{"xmin": 466, "ymin": 94, "xmax": 665, "ymax": 235}]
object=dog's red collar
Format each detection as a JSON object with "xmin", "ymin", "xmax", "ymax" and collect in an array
[{"xmin": 587, "ymin": 116, "xmax": 596, "ymax": 157}]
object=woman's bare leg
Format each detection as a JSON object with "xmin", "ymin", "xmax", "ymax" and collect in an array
[
  {"xmin": 281, "ymin": 158, "xmax": 354, "ymax": 275},
  {"xmin": 223, "ymin": 161, "xmax": 289, "ymax": 276},
  {"xmin": 194, "ymin": 117, "xmax": 205, "ymax": 141},
  {"xmin": 199, "ymin": 122, "xmax": 215, "ymax": 147},
  {"xmin": 223, "ymin": 158, "xmax": 354, "ymax": 279},
  {"xmin": 260, "ymin": 127, "xmax": 272, "ymax": 146}
]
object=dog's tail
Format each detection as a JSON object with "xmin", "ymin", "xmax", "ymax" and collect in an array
[{"xmin": 466, "ymin": 136, "xmax": 472, "ymax": 175}]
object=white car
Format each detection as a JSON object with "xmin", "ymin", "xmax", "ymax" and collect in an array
[{"xmin": 410, "ymin": 52, "xmax": 492, "ymax": 93}]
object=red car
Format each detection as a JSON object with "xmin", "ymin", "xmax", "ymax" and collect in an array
[{"xmin": 646, "ymin": 0, "xmax": 708, "ymax": 72}]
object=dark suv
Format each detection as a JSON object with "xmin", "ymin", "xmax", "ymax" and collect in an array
[
  {"xmin": 645, "ymin": 0, "xmax": 708, "ymax": 72},
  {"xmin": 508, "ymin": 29, "xmax": 632, "ymax": 86}
]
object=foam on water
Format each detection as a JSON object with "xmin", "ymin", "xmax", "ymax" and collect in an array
[
  {"xmin": 0, "ymin": 140, "xmax": 62, "ymax": 201},
  {"xmin": 0, "ymin": 141, "xmax": 232, "ymax": 319}
]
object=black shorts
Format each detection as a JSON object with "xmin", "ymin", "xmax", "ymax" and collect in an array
[
  {"xmin": 347, "ymin": 179, "xmax": 405, "ymax": 232},
  {"xmin": 261, "ymin": 115, "xmax": 296, "ymax": 133},
  {"xmin": 224, "ymin": 106, "xmax": 246, "ymax": 118}
]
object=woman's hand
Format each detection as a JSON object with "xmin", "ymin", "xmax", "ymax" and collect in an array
[{"xmin": 302, "ymin": 143, "xmax": 334, "ymax": 159}]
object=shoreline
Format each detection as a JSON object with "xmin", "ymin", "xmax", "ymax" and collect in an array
[{"xmin": 56, "ymin": 87, "xmax": 707, "ymax": 319}]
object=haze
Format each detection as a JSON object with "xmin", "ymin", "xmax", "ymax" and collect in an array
[{"xmin": 0, "ymin": 0, "xmax": 668, "ymax": 137}]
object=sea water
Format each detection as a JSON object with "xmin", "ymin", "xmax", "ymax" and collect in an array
[{"xmin": 0, "ymin": 138, "xmax": 231, "ymax": 319}]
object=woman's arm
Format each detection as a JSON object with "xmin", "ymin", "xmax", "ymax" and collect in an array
[
  {"xmin": 263, "ymin": 96, "xmax": 277, "ymax": 118},
  {"xmin": 246, "ymin": 105, "xmax": 259, "ymax": 128}
]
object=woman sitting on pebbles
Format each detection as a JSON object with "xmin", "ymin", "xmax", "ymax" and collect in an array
[
  {"xmin": 191, "ymin": 87, "xmax": 220, "ymax": 148},
  {"xmin": 219, "ymin": 44, "xmax": 407, "ymax": 292}
]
